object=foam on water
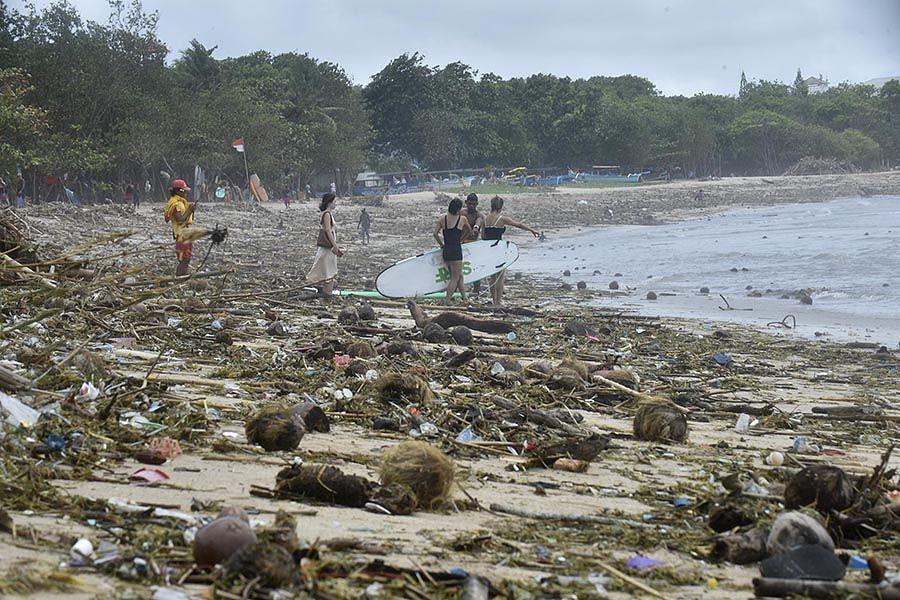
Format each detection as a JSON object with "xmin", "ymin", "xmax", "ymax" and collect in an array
[{"xmin": 517, "ymin": 195, "xmax": 900, "ymax": 346}]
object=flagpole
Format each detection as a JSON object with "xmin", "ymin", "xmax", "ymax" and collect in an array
[{"xmin": 241, "ymin": 138, "xmax": 252, "ymax": 203}]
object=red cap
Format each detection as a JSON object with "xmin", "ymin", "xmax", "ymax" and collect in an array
[{"xmin": 172, "ymin": 179, "xmax": 191, "ymax": 191}]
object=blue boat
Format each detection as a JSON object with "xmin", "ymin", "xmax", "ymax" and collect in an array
[{"xmin": 574, "ymin": 165, "xmax": 646, "ymax": 183}]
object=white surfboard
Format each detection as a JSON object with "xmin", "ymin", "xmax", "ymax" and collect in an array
[{"xmin": 376, "ymin": 240, "xmax": 519, "ymax": 298}]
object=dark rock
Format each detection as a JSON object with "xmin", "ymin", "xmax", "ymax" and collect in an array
[
  {"xmin": 608, "ymin": 280, "xmax": 619, "ymax": 290},
  {"xmin": 562, "ymin": 269, "xmax": 571, "ymax": 276},
  {"xmin": 564, "ymin": 318, "xmax": 597, "ymax": 337},
  {"xmin": 710, "ymin": 527, "xmax": 769, "ymax": 564},
  {"xmin": 767, "ymin": 511, "xmax": 834, "ymax": 555},
  {"xmin": 559, "ymin": 283, "xmax": 572, "ymax": 291},
  {"xmin": 700, "ymin": 286, "xmax": 710, "ymax": 294},
  {"xmin": 759, "ymin": 544, "xmax": 845, "ymax": 581},
  {"xmin": 576, "ymin": 281, "xmax": 587, "ymax": 290},
  {"xmin": 357, "ymin": 302, "xmax": 376, "ymax": 321},
  {"xmin": 798, "ymin": 292, "xmax": 813, "ymax": 305},
  {"xmin": 646, "ymin": 291, "xmax": 658, "ymax": 300},
  {"xmin": 423, "ymin": 322, "xmax": 452, "ymax": 343}
]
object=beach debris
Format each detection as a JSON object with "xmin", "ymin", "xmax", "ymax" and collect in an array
[
  {"xmin": 766, "ymin": 451, "xmax": 785, "ymax": 467},
  {"xmin": 70, "ymin": 538, "xmax": 94, "ymax": 561},
  {"xmin": 266, "ymin": 321, "xmax": 287, "ymax": 336},
  {"xmin": 633, "ymin": 400, "xmax": 689, "ymax": 443},
  {"xmin": 708, "ymin": 504, "xmax": 756, "ymax": 533},
  {"xmin": 443, "ymin": 349, "xmax": 477, "ymax": 369},
  {"xmin": 734, "ymin": 413, "xmax": 752, "ymax": 433},
  {"xmin": 276, "ymin": 464, "xmax": 375, "ymax": 507},
  {"xmin": 609, "ymin": 280, "xmax": 619, "ymax": 290},
  {"xmin": 549, "ymin": 367, "xmax": 587, "ymax": 391},
  {"xmin": 564, "ymin": 318, "xmax": 597, "ymax": 337},
  {"xmin": 338, "ymin": 306, "xmax": 359, "ymax": 324},
  {"xmin": 784, "ymin": 465, "xmax": 854, "ymax": 512},
  {"xmin": 347, "ymin": 340, "xmax": 377, "ymax": 358},
  {"xmin": 576, "ymin": 281, "xmax": 587, "ymax": 290},
  {"xmin": 563, "ymin": 269, "xmax": 571, "ymax": 276},
  {"xmin": 1, "ymin": 392, "xmax": 40, "ymax": 428},
  {"xmin": 798, "ymin": 291, "xmax": 813, "ymax": 305},
  {"xmin": 450, "ymin": 325, "xmax": 473, "ymax": 346},
  {"xmin": 713, "ymin": 352, "xmax": 733, "ymax": 367},
  {"xmin": 593, "ymin": 368, "xmax": 639, "ymax": 390},
  {"xmin": 553, "ymin": 458, "xmax": 589, "ymax": 473},
  {"xmin": 379, "ymin": 441, "xmax": 454, "ymax": 509},
  {"xmin": 767, "ymin": 511, "xmax": 834, "ymax": 555},
  {"xmin": 222, "ymin": 541, "xmax": 297, "ymax": 587},
  {"xmin": 626, "ymin": 555, "xmax": 663, "ymax": 571},
  {"xmin": 792, "ymin": 436, "xmax": 821, "ymax": 454},
  {"xmin": 646, "ymin": 291, "xmax": 657, "ymax": 300},
  {"xmin": 711, "ymin": 527, "xmax": 769, "ymax": 564},
  {"xmin": 752, "ymin": 577, "xmax": 900, "ymax": 599},
  {"xmin": 245, "ymin": 405, "xmax": 307, "ymax": 451},
  {"xmin": 128, "ymin": 467, "xmax": 170, "ymax": 485},
  {"xmin": 700, "ymin": 286, "xmax": 710, "ymax": 294},
  {"xmin": 408, "ymin": 300, "xmax": 514, "ymax": 334},
  {"xmin": 376, "ymin": 372, "xmax": 434, "ymax": 404},
  {"xmin": 759, "ymin": 544, "xmax": 846, "ymax": 580},
  {"xmin": 193, "ymin": 515, "xmax": 257, "ymax": 567},
  {"xmin": 423, "ymin": 322, "xmax": 452, "ymax": 343},
  {"xmin": 369, "ymin": 482, "xmax": 418, "ymax": 515},
  {"xmin": 357, "ymin": 301, "xmax": 376, "ymax": 321}
]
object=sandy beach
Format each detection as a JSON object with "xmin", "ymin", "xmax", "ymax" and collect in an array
[{"xmin": 1, "ymin": 172, "xmax": 899, "ymax": 599}]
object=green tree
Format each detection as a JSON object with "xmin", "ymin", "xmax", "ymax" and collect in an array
[{"xmin": 793, "ymin": 68, "xmax": 808, "ymax": 97}]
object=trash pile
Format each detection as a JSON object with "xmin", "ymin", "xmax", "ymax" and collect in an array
[{"xmin": 1, "ymin": 204, "xmax": 899, "ymax": 598}]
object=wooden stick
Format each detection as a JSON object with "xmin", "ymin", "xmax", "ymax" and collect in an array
[
  {"xmin": 753, "ymin": 577, "xmax": 900, "ymax": 599},
  {"xmin": 489, "ymin": 503, "xmax": 654, "ymax": 529}
]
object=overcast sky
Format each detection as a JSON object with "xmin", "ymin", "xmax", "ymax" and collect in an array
[{"xmin": 9, "ymin": 0, "xmax": 900, "ymax": 95}]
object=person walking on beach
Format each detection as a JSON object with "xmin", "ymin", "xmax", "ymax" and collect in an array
[
  {"xmin": 461, "ymin": 193, "xmax": 484, "ymax": 296},
  {"xmin": 358, "ymin": 208, "xmax": 372, "ymax": 244},
  {"xmin": 307, "ymin": 193, "xmax": 343, "ymax": 297},
  {"xmin": 482, "ymin": 195, "xmax": 541, "ymax": 306},
  {"xmin": 162, "ymin": 179, "xmax": 195, "ymax": 277},
  {"xmin": 433, "ymin": 197, "xmax": 472, "ymax": 303},
  {"xmin": 125, "ymin": 184, "xmax": 139, "ymax": 212}
]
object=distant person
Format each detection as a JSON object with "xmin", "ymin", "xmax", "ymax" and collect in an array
[
  {"xmin": 358, "ymin": 208, "xmax": 372, "ymax": 244},
  {"xmin": 125, "ymin": 184, "xmax": 139, "ymax": 211},
  {"xmin": 15, "ymin": 173, "xmax": 25, "ymax": 209},
  {"xmin": 482, "ymin": 196, "xmax": 541, "ymax": 306},
  {"xmin": 307, "ymin": 193, "xmax": 343, "ymax": 297},
  {"xmin": 162, "ymin": 179, "xmax": 195, "ymax": 277},
  {"xmin": 329, "ymin": 181, "xmax": 337, "ymax": 196},
  {"xmin": 433, "ymin": 197, "xmax": 472, "ymax": 304},
  {"xmin": 460, "ymin": 193, "xmax": 484, "ymax": 296},
  {"xmin": 304, "ymin": 183, "xmax": 312, "ymax": 199}
]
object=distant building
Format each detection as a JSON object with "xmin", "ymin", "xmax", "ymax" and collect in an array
[
  {"xmin": 803, "ymin": 74, "xmax": 829, "ymax": 93},
  {"xmin": 863, "ymin": 76, "xmax": 900, "ymax": 89}
]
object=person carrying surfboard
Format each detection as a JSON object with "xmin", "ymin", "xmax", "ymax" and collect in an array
[
  {"xmin": 433, "ymin": 197, "xmax": 473, "ymax": 304},
  {"xmin": 483, "ymin": 195, "xmax": 541, "ymax": 306},
  {"xmin": 461, "ymin": 193, "xmax": 485, "ymax": 297},
  {"xmin": 308, "ymin": 193, "xmax": 343, "ymax": 298},
  {"xmin": 163, "ymin": 179, "xmax": 196, "ymax": 277}
]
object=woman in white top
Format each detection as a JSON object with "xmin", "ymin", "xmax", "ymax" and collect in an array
[{"xmin": 307, "ymin": 193, "xmax": 344, "ymax": 297}]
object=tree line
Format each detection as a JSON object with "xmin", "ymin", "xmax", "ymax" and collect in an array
[{"xmin": 1, "ymin": 1, "xmax": 898, "ymax": 202}]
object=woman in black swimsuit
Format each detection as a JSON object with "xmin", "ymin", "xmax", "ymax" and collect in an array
[
  {"xmin": 484, "ymin": 196, "xmax": 541, "ymax": 306},
  {"xmin": 433, "ymin": 197, "xmax": 473, "ymax": 303}
]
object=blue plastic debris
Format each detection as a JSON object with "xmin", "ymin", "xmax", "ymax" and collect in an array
[
  {"xmin": 712, "ymin": 352, "xmax": 733, "ymax": 366},
  {"xmin": 45, "ymin": 433, "xmax": 67, "ymax": 451},
  {"xmin": 673, "ymin": 497, "xmax": 691, "ymax": 508},
  {"xmin": 626, "ymin": 555, "xmax": 663, "ymax": 571},
  {"xmin": 848, "ymin": 555, "xmax": 869, "ymax": 570}
]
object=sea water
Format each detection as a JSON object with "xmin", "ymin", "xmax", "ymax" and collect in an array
[{"xmin": 516, "ymin": 195, "xmax": 900, "ymax": 346}]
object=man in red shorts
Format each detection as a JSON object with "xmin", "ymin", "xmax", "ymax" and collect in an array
[{"xmin": 163, "ymin": 179, "xmax": 196, "ymax": 276}]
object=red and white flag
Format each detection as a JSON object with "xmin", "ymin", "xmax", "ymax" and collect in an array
[{"xmin": 231, "ymin": 138, "xmax": 245, "ymax": 153}]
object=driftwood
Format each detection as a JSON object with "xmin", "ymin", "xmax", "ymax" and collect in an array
[
  {"xmin": 0, "ymin": 364, "xmax": 30, "ymax": 391},
  {"xmin": 489, "ymin": 502, "xmax": 654, "ymax": 529},
  {"xmin": 407, "ymin": 300, "xmax": 515, "ymax": 335},
  {"xmin": 752, "ymin": 578, "xmax": 900, "ymax": 599},
  {"xmin": 443, "ymin": 349, "xmax": 477, "ymax": 369}
]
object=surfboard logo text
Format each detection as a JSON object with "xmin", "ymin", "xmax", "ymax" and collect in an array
[{"xmin": 435, "ymin": 261, "xmax": 472, "ymax": 283}]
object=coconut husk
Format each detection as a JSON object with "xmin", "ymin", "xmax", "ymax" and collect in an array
[
  {"xmin": 337, "ymin": 307, "xmax": 358, "ymax": 324},
  {"xmin": 382, "ymin": 340, "xmax": 419, "ymax": 357},
  {"xmin": 347, "ymin": 340, "xmax": 377, "ymax": 358},
  {"xmin": 257, "ymin": 510, "xmax": 300, "ymax": 557},
  {"xmin": 293, "ymin": 401, "xmax": 331, "ymax": 433},
  {"xmin": 785, "ymin": 465, "xmax": 855, "ymax": 512},
  {"xmin": 423, "ymin": 322, "xmax": 452, "ymax": 343},
  {"xmin": 558, "ymin": 358, "xmax": 589, "ymax": 381},
  {"xmin": 710, "ymin": 527, "xmax": 769, "ymax": 564},
  {"xmin": 553, "ymin": 458, "xmax": 589, "ymax": 473},
  {"xmin": 370, "ymin": 482, "xmax": 418, "ymax": 515},
  {"xmin": 549, "ymin": 367, "xmax": 586, "ymax": 391},
  {"xmin": 345, "ymin": 359, "xmax": 369, "ymax": 377},
  {"xmin": 275, "ymin": 464, "xmax": 375, "ymax": 507},
  {"xmin": 357, "ymin": 302, "xmax": 376, "ymax": 321},
  {"xmin": 379, "ymin": 441, "xmax": 454, "ymax": 509},
  {"xmin": 633, "ymin": 400, "xmax": 689, "ymax": 443},
  {"xmin": 245, "ymin": 405, "xmax": 307, "ymax": 451},
  {"xmin": 594, "ymin": 368, "xmax": 639, "ymax": 390},
  {"xmin": 449, "ymin": 326, "xmax": 473, "ymax": 346},
  {"xmin": 222, "ymin": 541, "xmax": 297, "ymax": 588},
  {"xmin": 376, "ymin": 372, "xmax": 434, "ymax": 404}
]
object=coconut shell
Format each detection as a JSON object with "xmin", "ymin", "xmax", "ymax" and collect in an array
[
  {"xmin": 784, "ymin": 465, "xmax": 855, "ymax": 512},
  {"xmin": 710, "ymin": 527, "xmax": 769, "ymax": 564},
  {"xmin": 383, "ymin": 340, "xmax": 419, "ymax": 357},
  {"xmin": 376, "ymin": 372, "xmax": 434, "ymax": 404},
  {"xmin": 193, "ymin": 516, "xmax": 257, "ymax": 567},
  {"xmin": 379, "ymin": 441, "xmax": 454, "ymax": 509},
  {"xmin": 423, "ymin": 322, "xmax": 452, "ymax": 343},
  {"xmin": 370, "ymin": 482, "xmax": 418, "ymax": 515},
  {"xmin": 357, "ymin": 302, "xmax": 376, "ymax": 321},
  {"xmin": 337, "ymin": 307, "xmax": 358, "ymax": 324},
  {"xmin": 633, "ymin": 400, "xmax": 689, "ymax": 443},
  {"xmin": 245, "ymin": 406, "xmax": 307, "ymax": 451}
]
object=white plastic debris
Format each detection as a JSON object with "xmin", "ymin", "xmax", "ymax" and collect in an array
[
  {"xmin": 1, "ymin": 392, "xmax": 40, "ymax": 428},
  {"xmin": 76, "ymin": 381, "xmax": 100, "ymax": 402},
  {"xmin": 364, "ymin": 369, "xmax": 379, "ymax": 382},
  {"xmin": 418, "ymin": 422, "xmax": 439, "ymax": 437},
  {"xmin": 166, "ymin": 317, "xmax": 182, "ymax": 328},
  {"xmin": 70, "ymin": 538, "xmax": 94, "ymax": 559},
  {"xmin": 506, "ymin": 332, "xmax": 517, "ymax": 342},
  {"xmin": 490, "ymin": 362, "xmax": 506, "ymax": 376},
  {"xmin": 734, "ymin": 413, "xmax": 751, "ymax": 433},
  {"xmin": 341, "ymin": 388, "xmax": 353, "ymax": 399},
  {"xmin": 766, "ymin": 451, "xmax": 785, "ymax": 466}
]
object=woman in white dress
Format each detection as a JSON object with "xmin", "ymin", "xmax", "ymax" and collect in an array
[{"xmin": 307, "ymin": 193, "xmax": 343, "ymax": 296}]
